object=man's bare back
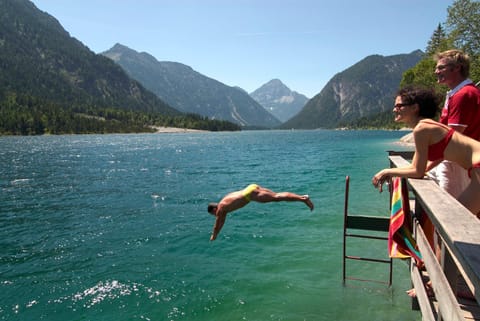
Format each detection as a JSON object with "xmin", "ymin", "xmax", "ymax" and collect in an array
[{"xmin": 207, "ymin": 184, "xmax": 314, "ymax": 240}]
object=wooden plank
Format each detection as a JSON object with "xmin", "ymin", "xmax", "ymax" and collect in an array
[
  {"xmin": 410, "ymin": 262, "xmax": 436, "ymax": 321},
  {"xmin": 387, "ymin": 150, "xmax": 415, "ymax": 159},
  {"xmin": 410, "ymin": 178, "xmax": 480, "ymax": 305},
  {"xmin": 415, "ymin": 221, "xmax": 465, "ymax": 321},
  {"xmin": 388, "ymin": 155, "xmax": 411, "ymax": 168},
  {"xmin": 410, "ymin": 263, "xmax": 436, "ymax": 321}
]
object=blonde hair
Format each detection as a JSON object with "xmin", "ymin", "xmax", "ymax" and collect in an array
[{"xmin": 434, "ymin": 49, "xmax": 470, "ymax": 78}]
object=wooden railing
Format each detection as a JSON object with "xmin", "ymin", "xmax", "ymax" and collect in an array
[{"xmin": 389, "ymin": 154, "xmax": 480, "ymax": 321}]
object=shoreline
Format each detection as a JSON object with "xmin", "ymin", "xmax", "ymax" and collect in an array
[{"xmin": 151, "ymin": 126, "xmax": 208, "ymax": 133}]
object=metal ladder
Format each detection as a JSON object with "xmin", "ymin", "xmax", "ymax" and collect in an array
[{"xmin": 342, "ymin": 175, "xmax": 393, "ymax": 286}]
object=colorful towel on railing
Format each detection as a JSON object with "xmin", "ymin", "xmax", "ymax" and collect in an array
[{"xmin": 388, "ymin": 177, "xmax": 422, "ymax": 262}]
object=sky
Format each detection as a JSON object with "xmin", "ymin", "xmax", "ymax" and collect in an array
[{"xmin": 30, "ymin": 0, "xmax": 455, "ymax": 98}]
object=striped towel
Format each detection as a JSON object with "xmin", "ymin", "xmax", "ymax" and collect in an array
[{"xmin": 388, "ymin": 177, "xmax": 422, "ymax": 262}]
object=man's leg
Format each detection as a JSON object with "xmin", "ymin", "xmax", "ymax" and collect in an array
[{"xmin": 252, "ymin": 188, "xmax": 314, "ymax": 210}]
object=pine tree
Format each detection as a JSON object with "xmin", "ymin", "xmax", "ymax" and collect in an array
[
  {"xmin": 446, "ymin": 0, "xmax": 480, "ymax": 55},
  {"xmin": 445, "ymin": 0, "xmax": 480, "ymax": 81},
  {"xmin": 426, "ymin": 24, "xmax": 448, "ymax": 55}
]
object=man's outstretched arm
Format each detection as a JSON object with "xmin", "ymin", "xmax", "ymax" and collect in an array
[{"xmin": 210, "ymin": 213, "xmax": 226, "ymax": 241}]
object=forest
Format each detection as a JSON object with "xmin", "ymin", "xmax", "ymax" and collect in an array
[{"xmin": 0, "ymin": 92, "xmax": 240, "ymax": 135}]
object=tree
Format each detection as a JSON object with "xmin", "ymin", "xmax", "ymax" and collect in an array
[
  {"xmin": 400, "ymin": 58, "xmax": 444, "ymax": 90},
  {"xmin": 426, "ymin": 24, "xmax": 449, "ymax": 55},
  {"xmin": 401, "ymin": 0, "xmax": 480, "ymax": 88},
  {"xmin": 445, "ymin": 0, "xmax": 480, "ymax": 82},
  {"xmin": 446, "ymin": 0, "xmax": 480, "ymax": 56},
  {"xmin": 400, "ymin": 25, "xmax": 449, "ymax": 89}
]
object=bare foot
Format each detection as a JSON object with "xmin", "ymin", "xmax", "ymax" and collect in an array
[
  {"xmin": 406, "ymin": 281, "xmax": 434, "ymax": 298},
  {"xmin": 406, "ymin": 288, "xmax": 416, "ymax": 298},
  {"xmin": 303, "ymin": 195, "xmax": 314, "ymax": 211},
  {"xmin": 415, "ymin": 261, "xmax": 425, "ymax": 271}
]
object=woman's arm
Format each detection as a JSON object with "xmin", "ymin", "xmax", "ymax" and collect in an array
[
  {"xmin": 426, "ymin": 159, "xmax": 442, "ymax": 172},
  {"xmin": 372, "ymin": 125, "xmax": 430, "ymax": 191}
]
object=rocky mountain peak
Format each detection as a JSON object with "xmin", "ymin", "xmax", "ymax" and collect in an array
[
  {"xmin": 102, "ymin": 44, "xmax": 281, "ymax": 128},
  {"xmin": 250, "ymin": 79, "xmax": 309, "ymax": 122}
]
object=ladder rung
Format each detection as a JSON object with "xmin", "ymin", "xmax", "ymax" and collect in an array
[
  {"xmin": 345, "ymin": 255, "xmax": 391, "ymax": 264},
  {"xmin": 346, "ymin": 233, "xmax": 388, "ymax": 240}
]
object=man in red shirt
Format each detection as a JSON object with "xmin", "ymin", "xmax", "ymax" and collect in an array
[{"xmin": 429, "ymin": 49, "xmax": 480, "ymax": 197}]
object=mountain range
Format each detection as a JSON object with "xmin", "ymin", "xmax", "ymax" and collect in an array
[
  {"xmin": 102, "ymin": 42, "xmax": 422, "ymax": 129},
  {"xmin": 102, "ymin": 44, "xmax": 281, "ymax": 128},
  {"xmin": 0, "ymin": 0, "xmax": 178, "ymax": 116},
  {"xmin": 282, "ymin": 51, "xmax": 424, "ymax": 129},
  {"xmin": 1, "ymin": 0, "xmax": 425, "ymax": 134}
]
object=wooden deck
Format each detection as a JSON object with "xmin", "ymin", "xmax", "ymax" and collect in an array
[{"xmin": 389, "ymin": 155, "xmax": 480, "ymax": 321}]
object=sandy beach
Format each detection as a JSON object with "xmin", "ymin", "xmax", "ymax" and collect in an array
[{"xmin": 151, "ymin": 126, "xmax": 208, "ymax": 133}]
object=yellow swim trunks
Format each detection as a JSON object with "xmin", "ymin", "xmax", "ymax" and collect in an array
[{"xmin": 242, "ymin": 184, "xmax": 259, "ymax": 202}]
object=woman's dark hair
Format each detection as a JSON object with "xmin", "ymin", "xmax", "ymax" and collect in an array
[{"xmin": 396, "ymin": 86, "xmax": 441, "ymax": 119}]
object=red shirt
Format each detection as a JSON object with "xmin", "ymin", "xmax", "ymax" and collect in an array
[{"xmin": 440, "ymin": 83, "xmax": 480, "ymax": 141}]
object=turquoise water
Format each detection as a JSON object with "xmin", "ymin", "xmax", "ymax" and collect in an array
[{"xmin": 0, "ymin": 130, "xmax": 419, "ymax": 321}]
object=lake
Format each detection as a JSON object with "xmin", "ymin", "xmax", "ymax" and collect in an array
[{"xmin": 0, "ymin": 130, "xmax": 419, "ymax": 321}]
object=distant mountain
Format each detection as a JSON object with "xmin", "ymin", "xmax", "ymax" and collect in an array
[
  {"xmin": 281, "ymin": 50, "xmax": 424, "ymax": 129},
  {"xmin": 102, "ymin": 44, "xmax": 281, "ymax": 128},
  {"xmin": 250, "ymin": 79, "xmax": 309, "ymax": 122},
  {"xmin": 0, "ymin": 0, "xmax": 179, "ymax": 116}
]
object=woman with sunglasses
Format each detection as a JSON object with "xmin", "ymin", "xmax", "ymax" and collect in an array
[{"xmin": 372, "ymin": 86, "xmax": 480, "ymax": 217}]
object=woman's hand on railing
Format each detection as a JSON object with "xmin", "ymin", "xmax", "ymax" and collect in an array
[{"xmin": 372, "ymin": 170, "xmax": 391, "ymax": 193}]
